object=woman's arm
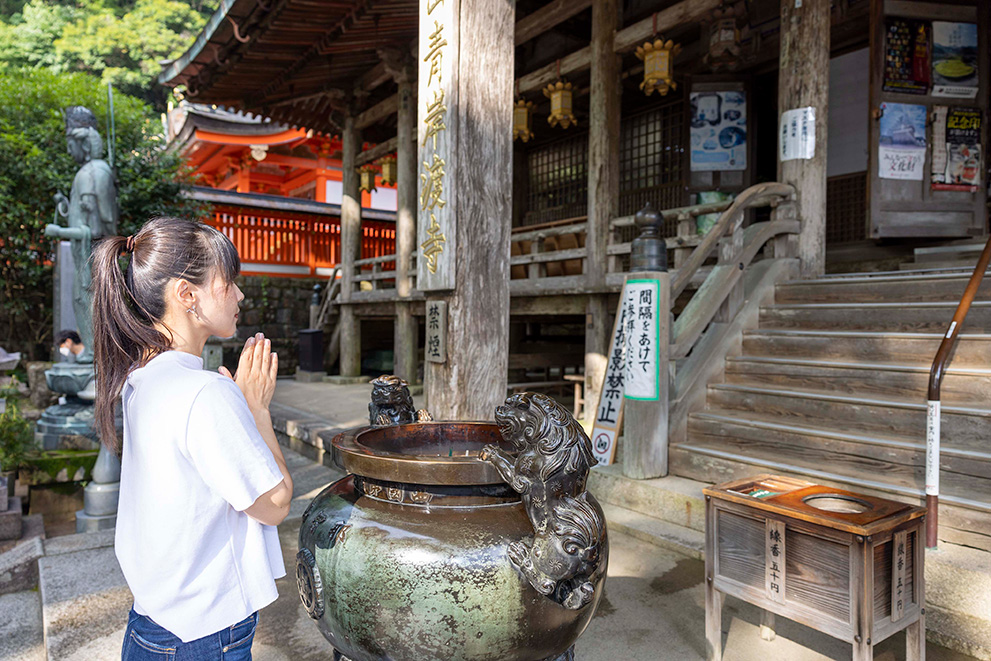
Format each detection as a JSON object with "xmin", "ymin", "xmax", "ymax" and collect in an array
[{"xmin": 221, "ymin": 333, "xmax": 295, "ymax": 526}]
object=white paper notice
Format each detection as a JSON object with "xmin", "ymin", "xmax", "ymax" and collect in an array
[
  {"xmin": 779, "ymin": 107, "xmax": 816, "ymax": 161},
  {"xmin": 879, "ymin": 147, "xmax": 925, "ymax": 180},
  {"xmin": 623, "ymin": 279, "xmax": 660, "ymax": 401}
]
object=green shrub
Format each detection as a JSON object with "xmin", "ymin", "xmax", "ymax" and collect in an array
[{"xmin": 0, "ymin": 399, "xmax": 36, "ymax": 471}]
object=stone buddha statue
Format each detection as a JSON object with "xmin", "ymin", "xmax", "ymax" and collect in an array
[{"xmin": 45, "ymin": 106, "xmax": 118, "ymax": 366}]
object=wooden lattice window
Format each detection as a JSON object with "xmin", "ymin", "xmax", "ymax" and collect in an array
[
  {"xmin": 619, "ymin": 99, "xmax": 685, "ymax": 238},
  {"xmin": 827, "ymin": 172, "xmax": 867, "ymax": 244},
  {"xmin": 525, "ymin": 133, "xmax": 589, "ymax": 226}
]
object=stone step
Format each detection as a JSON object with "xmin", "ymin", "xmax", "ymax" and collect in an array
[
  {"xmin": 776, "ymin": 272, "xmax": 991, "ymax": 303},
  {"xmin": 759, "ymin": 301, "xmax": 991, "ymax": 332},
  {"xmin": 38, "ymin": 533, "xmax": 130, "ymax": 660},
  {"xmin": 724, "ymin": 356, "xmax": 991, "ymax": 405},
  {"xmin": 599, "ymin": 501, "xmax": 703, "ymax": 561},
  {"xmin": 741, "ymin": 329, "xmax": 991, "ymax": 368},
  {"xmin": 0, "ymin": 590, "xmax": 45, "ymax": 661},
  {"xmin": 588, "ymin": 463, "xmax": 706, "ymax": 533},
  {"xmin": 0, "ymin": 536, "xmax": 44, "ymax": 596}
]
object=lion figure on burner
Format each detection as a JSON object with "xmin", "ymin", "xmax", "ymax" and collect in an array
[
  {"xmin": 480, "ymin": 392, "xmax": 607, "ymax": 610},
  {"xmin": 368, "ymin": 375, "xmax": 432, "ymax": 426}
]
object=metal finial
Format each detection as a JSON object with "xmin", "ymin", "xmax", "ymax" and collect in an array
[{"xmin": 630, "ymin": 202, "xmax": 667, "ymax": 272}]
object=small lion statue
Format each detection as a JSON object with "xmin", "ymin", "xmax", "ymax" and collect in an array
[
  {"xmin": 480, "ymin": 392, "xmax": 607, "ymax": 610},
  {"xmin": 368, "ymin": 375, "xmax": 432, "ymax": 426}
]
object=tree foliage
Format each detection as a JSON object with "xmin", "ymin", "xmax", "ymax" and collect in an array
[
  {"xmin": 0, "ymin": 0, "xmax": 211, "ymax": 108},
  {"xmin": 0, "ymin": 67, "xmax": 204, "ymax": 358}
]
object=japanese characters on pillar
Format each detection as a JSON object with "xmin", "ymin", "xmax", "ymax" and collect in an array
[
  {"xmin": 765, "ymin": 519, "xmax": 786, "ymax": 604},
  {"xmin": 623, "ymin": 279, "xmax": 661, "ymax": 401},
  {"xmin": 424, "ymin": 300, "xmax": 448, "ymax": 363},
  {"xmin": 417, "ymin": 0, "xmax": 458, "ymax": 291},
  {"xmin": 590, "ymin": 297, "xmax": 628, "ymax": 466}
]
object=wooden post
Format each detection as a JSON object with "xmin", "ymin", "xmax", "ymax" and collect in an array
[
  {"xmin": 704, "ymin": 495, "xmax": 724, "ymax": 661},
  {"xmin": 421, "ymin": 0, "xmax": 512, "ymax": 419},
  {"xmin": 585, "ymin": 0, "xmax": 621, "ymax": 426},
  {"xmin": 340, "ymin": 114, "xmax": 362, "ymax": 377},
  {"xmin": 394, "ymin": 66, "xmax": 418, "ymax": 383},
  {"xmin": 777, "ymin": 0, "xmax": 830, "ymax": 279},
  {"xmin": 622, "ymin": 271, "xmax": 670, "ymax": 479}
]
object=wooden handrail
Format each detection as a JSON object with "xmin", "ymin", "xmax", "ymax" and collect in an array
[
  {"xmin": 925, "ymin": 234, "xmax": 991, "ymax": 549},
  {"xmin": 670, "ymin": 182, "xmax": 795, "ymax": 301}
]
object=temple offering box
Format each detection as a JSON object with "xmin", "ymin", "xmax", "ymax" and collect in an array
[{"xmin": 703, "ymin": 475, "xmax": 926, "ymax": 661}]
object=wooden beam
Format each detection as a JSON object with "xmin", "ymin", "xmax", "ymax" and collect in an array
[
  {"xmin": 357, "ymin": 61, "xmax": 393, "ymax": 92},
  {"xmin": 355, "ymin": 136, "xmax": 399, "ymax": 166},
  {"xmin": 516, "ymin": 0, "xmax": 716, "ymax": 94},
  {"xmin": 515, "ymin": 0, "xmax": 592, "ymax": 46},
  {"xmin": 355, "ymin": 94, "xmax": 399, "ymax": 129},
  {"xmin": 614, "ymin": 0, "xmax": 720, "ymax": 53}
]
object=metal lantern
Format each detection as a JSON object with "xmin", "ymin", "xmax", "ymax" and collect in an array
[
  {"xmin": 704, "ymin": 3, "xmax": 745, "ymax": 72},
  {"xmin": 513, "ymin": 99, "xmax": 535, "ymax": 142},
  {"xmin": 378, "ymin": 155, "xmax": 398, "ymax": 186},
  {"xmin": 635, "ymin": 38, "xmax": 681, "ymax": 96},
  {"xmin": 358, "ymin": 164, "xmax": 378, "ymax": 193},
  {"xmin": 543, "ymin": 80, "xmax": 576, "ymax": 129}
]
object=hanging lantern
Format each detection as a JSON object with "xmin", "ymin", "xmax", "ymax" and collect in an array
[
  {"xmin": 513, "ymin": 99, "xmax": 535, "ymax": 142},
  {"xmin": 358, "ymin": 164, "xmax": 378, "ymax": 193},
  {"xmin": 704, "ymin": 2, "xmax": 745, "ymax": 72},
  {"xmin": 635, "ymin": 38, "xmax": 681, "ymax": 96},
  {"xmin": 543, "ymin": 80, "xmax": 576, "ymax": 129},
  {"xmin": 378, "ymin": 155, "xmax": 398, "ymax": 186}
]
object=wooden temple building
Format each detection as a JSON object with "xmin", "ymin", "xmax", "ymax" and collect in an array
[{"xmin": 161, "ymin": 1, "xmax": 991, "ymax": 656}]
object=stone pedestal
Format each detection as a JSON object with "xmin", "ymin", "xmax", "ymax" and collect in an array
[
  {"xmin": 0, "ymin": 497, "xmax": 23, "ymax": 541},
  {"xmin": 75, "ymin": 444, "xmax": 120, "ymax": 533},
  {"xmin": 295, "ymin": 368, "xmax": 327, "ymax": 383},
  {"xmin": 323, "ymin": 374, "xmax": 370, "ymax": 385},
  {"xmin": 34, "ymin": 398, "xmax": 99, "ymax": 451}
]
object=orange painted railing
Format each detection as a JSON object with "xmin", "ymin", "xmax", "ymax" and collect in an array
[{"xmin": 208, "ymin": 205, "xmax": 396, "ymax": 277}]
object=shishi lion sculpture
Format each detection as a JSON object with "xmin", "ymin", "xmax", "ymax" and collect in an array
[
  {"xmin": 368, "ymin": 375, "xmax": 432, "ymax": 426},
  {"xmin": 481, "ymin": 392, "xmax": 607, "ymax": 610}
]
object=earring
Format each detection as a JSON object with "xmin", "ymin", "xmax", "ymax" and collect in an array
[{"xmin": 186, "ymin": 305, "xmax": 200, "ymax": 321}]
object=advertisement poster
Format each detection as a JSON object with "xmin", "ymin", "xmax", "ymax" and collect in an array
[
  {"xmin": 690, "ymin": 91, "xmax": 747, "ymax": 172},
  {"xmin": 883, "ymin": 18, "xmax": 930, "ymax": 95},
  {"xmin": 931, "ymin": 106, "xmax": 981, "ymax": 191},
  {"xmin": 932, "ymin": 22, "xmax": 978, "ymax": 98},
  {"xmin": 878, "ymin": 102, "xmax": 927, "ymax": 180}
]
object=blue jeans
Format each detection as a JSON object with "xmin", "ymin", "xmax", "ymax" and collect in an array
[{"xmin": 121, "ymin": 608, "xmax": 258, "ymax": 660}]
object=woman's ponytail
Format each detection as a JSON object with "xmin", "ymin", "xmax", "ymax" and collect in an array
[{"xmin": 91, "ymin": 235, "xmax": 169, "ymax": 452}]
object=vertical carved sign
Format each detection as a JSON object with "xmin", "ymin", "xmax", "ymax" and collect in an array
[
  {"xmin": 590, "ymin": 291, "xmax": 627, "ymax": 466},
  {"xmin": 417, "ymin": 0, "xmax": 459, "ymax": 290},
  {"xmin": 891, "ymin": 530, "xmax": 907, "ymax": 621},
  {"xmin": 765, "ymin": 519, "xmax": 786, "ymax": 604},
  {"xmin": 425, "ymin": 300, "xmax": 447, "ymax": 363}
]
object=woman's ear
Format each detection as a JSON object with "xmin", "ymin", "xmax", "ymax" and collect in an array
[{"xmin": 171, "ymin": 278, "xmax": 197, "ymax": 312}]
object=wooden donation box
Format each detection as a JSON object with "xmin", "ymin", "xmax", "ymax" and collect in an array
[{"xmin": 704, "ymin": 475, "xmax": 926, "ymax": 661}]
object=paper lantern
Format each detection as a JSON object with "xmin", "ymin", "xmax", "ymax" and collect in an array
[
  {"xmin": 378, "ymin": 155, "xmax": 397, "ymax": 186},
  {"xmin": 635, "ymin": 38, "xmax": 681, "ymax": 96},
  {"xmin": 513, "ymin": 99, "xmax": 535, "ymax": 142},
  {"xmin": 543, "ymin": 80, "xmax": 576, "ymax": 129},
  {"xmin": 704, "ymin": 3, "xmax": 745, "ymax": 72},
  {"xmin": 358, "ymin": 164, "xmax": 378, "ymax": 193}
]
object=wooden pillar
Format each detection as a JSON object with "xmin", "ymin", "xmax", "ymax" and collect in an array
[
  {"xmin": 395, "ymin": 68, "xmax": 418, "ymax": 383},
  {"xmin": 340, "ymin": 114, "xmax": 362, "ymax": 377},
  {"xmin": 584, "ymin": 0, "xmax": 621, "ymax": 425},
  {"xmin": 777, "ymin": 0, "xmax": 830, "ymax": 279},
  {"xmin": 421, "ymin": 0, "xmax": 512, "ymax": 419}
]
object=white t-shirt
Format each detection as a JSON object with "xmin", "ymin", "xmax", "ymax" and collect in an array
[{"xmin": 115, "ymin": 350, "xmax": 286, "ymax": 642}]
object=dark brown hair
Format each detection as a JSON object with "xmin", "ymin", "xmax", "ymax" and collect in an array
[{"xmin": 91, "ymin": 217, "xmax": 240, "ymax": 450}]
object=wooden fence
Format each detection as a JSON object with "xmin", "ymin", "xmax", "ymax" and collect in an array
[{"xmin": 209, "ymin": 205, "xmax": 396, "ymax": 278}]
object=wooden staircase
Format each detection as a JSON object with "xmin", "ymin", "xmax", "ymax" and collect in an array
[{"xmin": 670, "ymin": 269, "xmax": 991, "ymax": 552}]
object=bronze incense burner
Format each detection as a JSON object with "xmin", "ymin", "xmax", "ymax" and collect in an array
[{"xmin": 296, "ymin": 379, "xmax": 607, "ymax": 661}]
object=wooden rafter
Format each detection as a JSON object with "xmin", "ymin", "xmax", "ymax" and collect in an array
[{"xmin": 515, "ymin": 0, "xmax": 592, "ymax": 46}]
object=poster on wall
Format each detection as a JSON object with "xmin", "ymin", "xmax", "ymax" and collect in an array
[
  {"xmin": 882, "ymin": 17, "xmax": 930, "ymax": 95},
  {"xmin": 689, "ymin": 91, "xmax": 747, "ymax": 172},
  {"xmin": 931, "ymin": 106, "xmax": 982, "ymax": 192},
  {"xmin": 932, "ymin": 22, "xmax": 978, "ymax": 98},
  {"xmin": 878, "ymin": 102, "xmax": 927, "ymax": 180}
]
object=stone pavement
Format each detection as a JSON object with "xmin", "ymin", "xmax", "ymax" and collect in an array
[{"xmin": 2, "ymin": 378, "xmax": 978, "ymax": 660}]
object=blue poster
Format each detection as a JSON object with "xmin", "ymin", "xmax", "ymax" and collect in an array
[
  {"xmin": 878, "ymin": 102, "xmax": 927, "ymax": 180},
  {"xmin": 690, "ymin": 91, "xmax": 746, "ymax": 172}
]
